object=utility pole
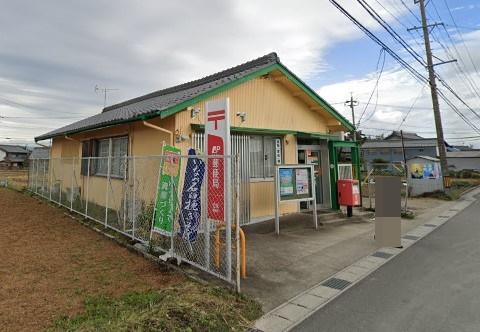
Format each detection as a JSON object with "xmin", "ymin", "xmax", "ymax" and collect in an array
[
  {"xmin": 400, "ymin": 130, "xmax": 408, "ymax": 212},
  {"xmin": 414, "ymin": 0, "xmax": 449, "ymax": 185},
  {"xmin": 345, "ymin": 93, "xmax": 359, "ymax": 141}
]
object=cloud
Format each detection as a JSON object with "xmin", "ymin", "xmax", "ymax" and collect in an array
[{"xmin": 1, "ymin": 0, "xmax": 407, "ymax": 144}]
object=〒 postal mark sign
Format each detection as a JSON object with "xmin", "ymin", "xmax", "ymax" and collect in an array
[{"xmin": 205, "ymin": 98, "xmax": 230, "ymax": 222}]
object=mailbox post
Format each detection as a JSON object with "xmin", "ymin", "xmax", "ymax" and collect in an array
[{"xmin": 337, "ymin": 179, "xmax": 360, "ymax": 217}]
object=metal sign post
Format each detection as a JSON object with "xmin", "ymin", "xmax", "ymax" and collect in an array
[{"xmin": 274, "ymin": 165, "xmax": 317, "ymax": 235}]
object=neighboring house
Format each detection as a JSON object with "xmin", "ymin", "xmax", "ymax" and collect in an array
[
  {"xmin": 0, "ymin": 145, "xmax": 30, "ymax": 168},
  {"xmin": 447, "ymin": 151, "xmax": 480, "ymax": 171},
  {"xmin": 361, "ymin": 131, "xmax": 438, "ymax": 164},
  {"xmin": 29, "ymin": 147, "xmax": 51, "ymax": 160},
  {"xmin": 34, "ymin": 52, "xmax": 358, "ymax": 223}
]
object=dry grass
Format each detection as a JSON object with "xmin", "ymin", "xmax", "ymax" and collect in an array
[{"xmin": 0, "ymin": 169, "xmax": 28, "ymax": 190}]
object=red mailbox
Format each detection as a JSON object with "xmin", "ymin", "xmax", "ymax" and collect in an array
[{"xmin": 337, "ymin": 179, "xmax": 360, "ymax": 207}]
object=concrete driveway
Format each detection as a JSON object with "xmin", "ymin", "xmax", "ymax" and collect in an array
[{"xmin": 241, "ymin": 200, "xmax": 459, "ymax": 312}]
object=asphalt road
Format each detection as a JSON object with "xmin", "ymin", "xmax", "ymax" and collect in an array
[{"xmin": 293, "ymin": 195, "xmax": 480, "ymax": 332}]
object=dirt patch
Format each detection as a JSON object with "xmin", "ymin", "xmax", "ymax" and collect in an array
[{"xmin": 0, "ymin": 188, "xmax": 182, "ymax": 332}]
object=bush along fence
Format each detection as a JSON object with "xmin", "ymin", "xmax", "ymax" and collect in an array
[{"xmin": 28, "ymin": 152, "xmax": 242, "ymax": 291}]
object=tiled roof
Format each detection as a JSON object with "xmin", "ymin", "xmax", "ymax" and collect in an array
[
  {"xmin": 36, "ymin": 53, "xmax": 280, "ymax": 141},
  {"xmin": 0, "ymin": 144, "xmax": 29, "ymax": 154},
  {"xmin": 36, "ymin": 52, "xmax": 353, "ymax": 141},
  {"xmin": 385, "ymin": 131, "xmax": 424, "ymax": 140},
  {"xmin": 29, "ymin": 147, "xmax": 50, "ymax": 159}
]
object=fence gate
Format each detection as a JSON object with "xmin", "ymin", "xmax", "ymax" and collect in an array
[{"xmin": 28, "ymin": 155, "xmax": 241, "ymax": 290}]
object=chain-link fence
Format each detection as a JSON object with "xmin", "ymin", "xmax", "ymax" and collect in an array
[
  {"xmin": 28, "ymin": 154, "xmax": 241, "ymax": 288},
  {"xmin": 362, "ymin": 162, "xmax": 409, "ymax": 212}
]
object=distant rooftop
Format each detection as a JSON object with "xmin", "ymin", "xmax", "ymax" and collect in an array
[
  {"xmin": 0, "ymin": 144, "xmax": 29, "ymax": 154},
  {"xmin": 447, "ymin": 151, "xmax": 480, "ymax": 158},
  {"xmin": 385, "ymin": 131, "xmax": 425, "ymax": 140}
]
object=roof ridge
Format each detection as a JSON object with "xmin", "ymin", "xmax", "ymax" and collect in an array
[{"xmin": 102, "ymin": 52, "xmax": 279, "ymax": 113}]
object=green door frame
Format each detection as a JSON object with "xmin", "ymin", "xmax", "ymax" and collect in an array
[{"xmin": 328, "ymin": 140, "xmax": 361, "ymax": 210}]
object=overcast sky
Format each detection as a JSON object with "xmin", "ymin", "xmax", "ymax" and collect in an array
[{"xmin": 1, "ymin": 0, "xmax": 480, "ymax": 147}]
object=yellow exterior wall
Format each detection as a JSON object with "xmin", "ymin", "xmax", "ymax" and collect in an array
[
  {"xmin": 48, "ymin": 117, "xmax": 175, "ymax": 211},
  {"xmin": 175, "ymin": 77, "xmax": 331, "ymax": 218},
  {"xmin": 175, "ymin": 76, "xmax": 329, "ymax": 148},
  {"xmin": 48, "ymin": 75, "xmax": 333, "ymax": 220}
]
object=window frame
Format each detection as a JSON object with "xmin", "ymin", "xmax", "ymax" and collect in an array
[
  {"xmin": 249, "ymin": 135, "xmax": 283, "ymax": 181},
  {"xmin": 80, "ymin": 135, "xmax": 129, "ymax": 179}
]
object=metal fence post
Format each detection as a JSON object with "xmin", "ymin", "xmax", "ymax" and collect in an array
[
  {"xmin": 35, "ymin": 158, "xmax": 39, "ymax": 193},
  {"xmin": 70, "ymin": 158, "xmax": 75, "ymax": 211},
  {"xmin": 203, "ymin": 155, "xmax": 210, "ymax": 270},
  {"xmin": 123, "ymin": 155, "xmax": 128, "ymax": 231},
  {"xmin": 105, "ymin": 155, "xmax": 111, "ymax": 227},
  {"xmin": 85, "ymin": 157, "xmax": 90, "ymax": 216},
  {"xmin": 42, "ymin": 159, "xmax": 47, "ymax": 197},
  {"xmin": 49, "ymin": 159, "xmax": 53, "ymax": 202},
  {"xmin": 132, "ymin": 157, "xmax": 136, "ymax": 240},
  {"xmin": 150, "ymin": 157, "xmax": 163, "ymax": 245},
  {"xmin": 235, "ymin": 154, "xmax": 241, "ymax": 293},
  {"xmin": 226, "ymin": 155, "xmax": 232, "ymax": 282}
]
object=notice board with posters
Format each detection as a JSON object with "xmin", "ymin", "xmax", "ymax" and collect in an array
[
  {"xmin": 274, "ymin": 165, "xmax": 317, "ymax": 234},
  {"xmin": 277, "ymin": 166, "xmax": 314, "ymax": 201}
]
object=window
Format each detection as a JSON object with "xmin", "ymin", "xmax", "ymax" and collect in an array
[
  {"xmin": 249, "ymin": 135, "xmax": 282, "ymax": 179},
  {"xmin": 81, "ymin": 136, "xmax": 128, "ymax": 177}
]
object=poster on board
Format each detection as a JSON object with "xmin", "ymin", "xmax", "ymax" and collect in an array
[
  {"xmin": 410, "ymin": 163, "xmax": 424, "ymax": 179},
  {"xmin": 279, "ymin": 168, "xmax": 294, "ymax": 195},
  {"xmin": 295, "ymin": 168, "xmax": 309, "ymax": 195}
]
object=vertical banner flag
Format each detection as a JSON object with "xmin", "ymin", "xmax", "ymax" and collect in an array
[
  {"xmin": 179, "ymin": 148, "xmax": 206, "ymax": 242},
  {"xmin": 205, "ymin": 98, "xmax": 230, "ymax": 222},
  {"xmin": 153, "ymin": 144, "xmax": 181, "ymax": 234}
]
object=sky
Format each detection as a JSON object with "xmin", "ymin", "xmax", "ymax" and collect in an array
[{"xmin": 1, "ymin": 0, "xmax": 480, "ymax": 147}]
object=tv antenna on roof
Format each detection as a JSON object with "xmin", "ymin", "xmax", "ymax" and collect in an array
[{"xmin": 95, "ymin": 85, "xmax": 119, "ymax": 108}]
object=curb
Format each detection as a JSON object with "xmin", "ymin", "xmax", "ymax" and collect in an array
[{"xmin": 254, "ymin": 189, "xmax": 480, "ymax": 332}]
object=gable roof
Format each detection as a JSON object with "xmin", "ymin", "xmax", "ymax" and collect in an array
[
  {"xmin": 0, "ymin": 144, "xmax": 29, "ymax": 154},
  {"xmin": 385, "ymin": 131, "xmax": 424, "ymax": 140},
  {"xmin": 36, "ymin": 53, "xmax": 353, "ymax": 141}
]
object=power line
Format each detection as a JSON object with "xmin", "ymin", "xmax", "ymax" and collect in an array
[
  {"xmin": 397, "ymin": 84, "xmax": 427, "ymax": 130},
  {"xmin": 357, "ymin": 48, "xmax": 386, "ymax": 126},
  {"xmin": 444, "ymin": 23, "xmax": 480, "ymax": 31},
  {"xmin": 356, "ymin": 0, "xmax": 427, "ymax": 66},
  {"xmin": 328, "ymin": 0, "xmax": 480, "ymax": 136},
  {"xmin": 442, "ymin": 0, "xmax": 480, "ymax": 80}
]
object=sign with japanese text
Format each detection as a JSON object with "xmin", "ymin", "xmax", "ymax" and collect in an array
[
  {"xmin": 178, "ymin": 148, "xmax": 205, "ymax": 243},
  {"xmin": 153, "ymin": 144, "xmax": 182, "ymax": 234},
  {"xmin": 205, "ymin": 98, "xmax": 230, "ymax": 222}
]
